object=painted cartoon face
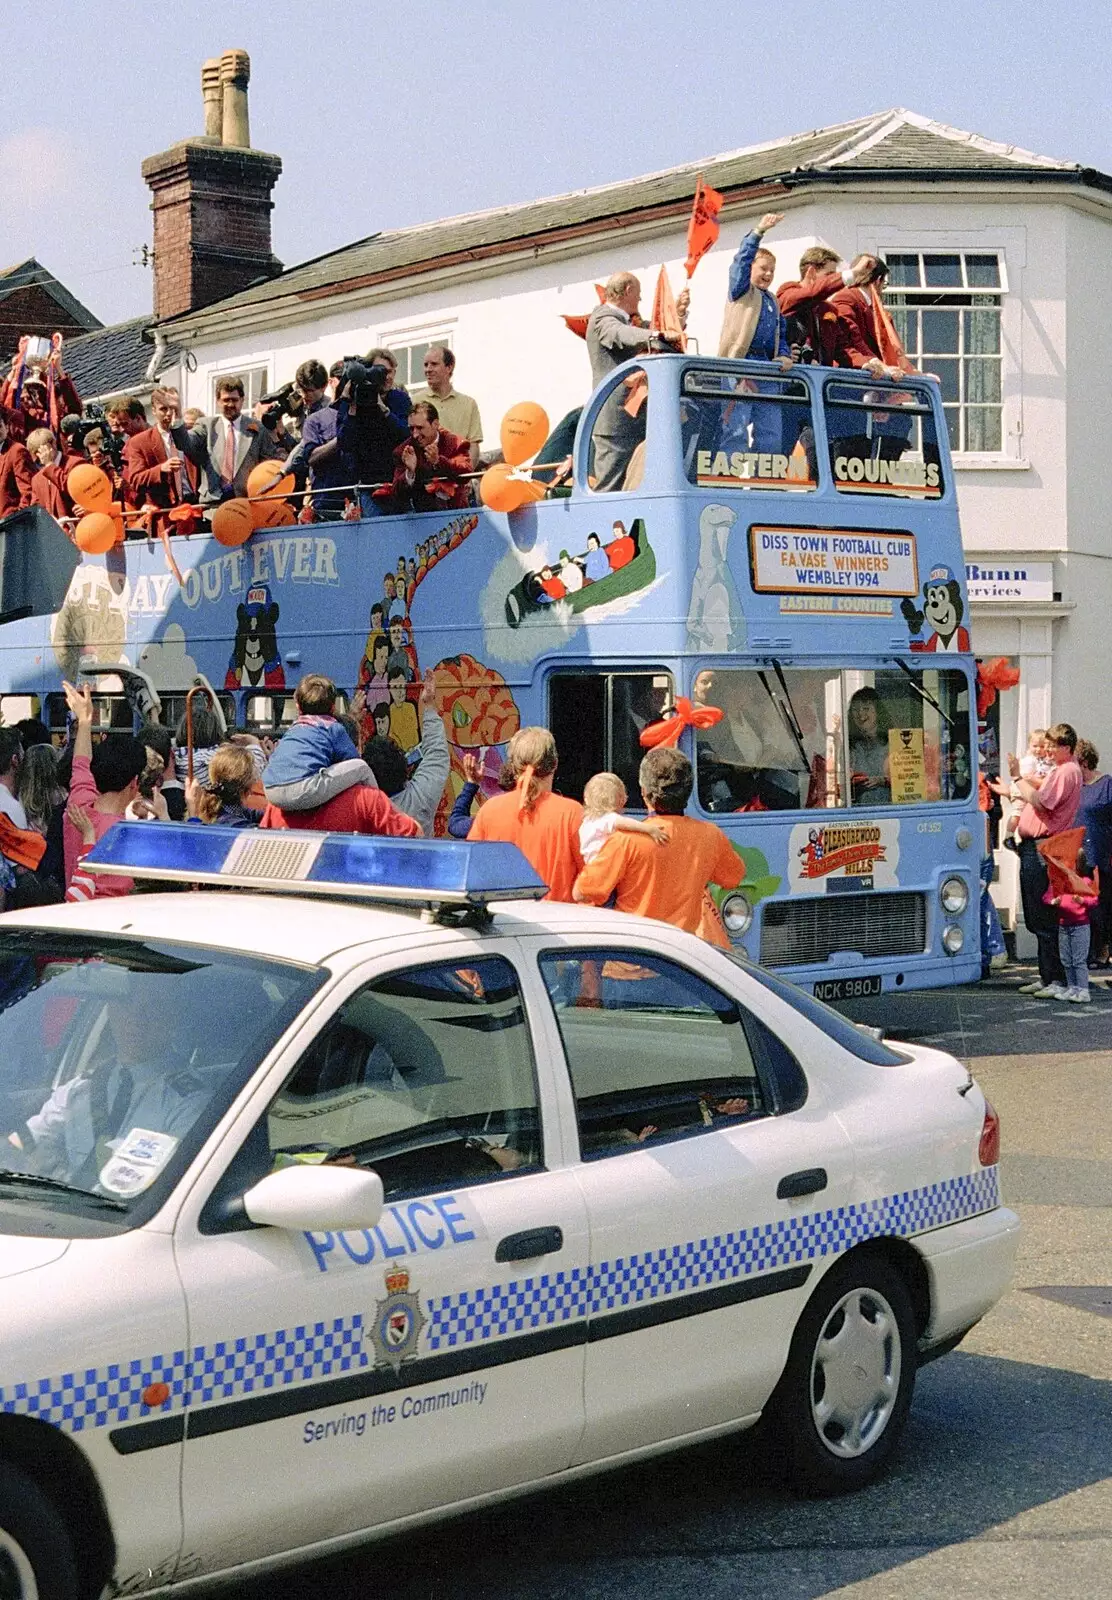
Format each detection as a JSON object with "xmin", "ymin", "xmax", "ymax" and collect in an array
[
  {"xmin": 369, "ymin": 605, "xmax": 384, "ymax": 632},
  {"xmin": 923, "ymin": 582, "xmax": 959, "ymax": 634},
  {"xmin": 389, "ymin": 620, "xmax": 405, "ymax": 651},
  {"xmin": 374, "ymin": 711, "xmax": 390, "ymax": 737},
  {"xmin": 388, "ymin": 674, "xmax": 407, "ymax": 705},
  {"xmin": 383, "ymin": 575, "xmax": 395, "ymax": 599},
  {"xmin": 373, "ymin": 639, "xmax": 390, "ymax": 675}
]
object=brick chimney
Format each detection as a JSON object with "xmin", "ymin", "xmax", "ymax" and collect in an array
[{"xmin": 141, "ymin": 50, "xmax": 283, "ymax": 321}]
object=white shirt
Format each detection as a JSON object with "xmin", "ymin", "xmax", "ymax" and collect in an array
[
  {"xmin": 0, "ymin": 787, "xmax": 28, "ymax": 830},
  {"xmin": 159, "ymin": 428, "xmax": 189, "ymax": 497},
  {"xmin": 579, "ymin": 812, "xmax": 620, "ymax": 864}
]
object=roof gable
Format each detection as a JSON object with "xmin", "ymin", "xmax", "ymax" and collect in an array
[{"xmin": 0, "ymin": 258, "xmax": 101, "ymax": 333}]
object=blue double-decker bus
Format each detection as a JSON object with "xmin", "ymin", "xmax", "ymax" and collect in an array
[{"xmin": 1, "ymin": 353, "xmax": 981, "ymax": 993}]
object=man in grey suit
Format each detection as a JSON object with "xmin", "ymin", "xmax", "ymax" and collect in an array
[
  {"xmin": 178, "ymin": 375, "xmax": 285, "ymax": 509},
  {"xmin": 585, "ymin": 273, "xmax": 687, "ymax": 492}
]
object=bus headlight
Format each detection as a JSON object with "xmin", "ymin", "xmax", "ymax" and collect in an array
[
  {"xmin": 940, "ymin": 876, "xmax": 969, "ymax": 915},
  {"xmin": 721, "ymin": 892, "xmax": 753, "ymax": 937},
  {"xmin": 942, "ymin": 923, "xmax": 965, "ymax": 955}
]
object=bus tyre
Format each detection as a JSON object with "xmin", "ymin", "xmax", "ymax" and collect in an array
[
  {"xmin": 770, "ymin": 1253, "xmax": 916, "ymax": 1496},
  {"xmin": 0, "ymin": 1462, "xmax": 80, "ymax": 1600}
]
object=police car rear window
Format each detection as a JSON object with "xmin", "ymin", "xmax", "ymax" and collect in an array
[{"xmin": 727, "ymin": 958, "xmax": 910, "ymax": 1066}]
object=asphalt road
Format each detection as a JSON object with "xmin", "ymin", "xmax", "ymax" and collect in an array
[{"xmin": 249, "ymin": 962, "xmax": 1112, "ymax": 1600}]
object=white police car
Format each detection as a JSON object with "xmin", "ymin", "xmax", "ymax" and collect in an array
[{"xmin": 0, "ymin": 826, "xmax": 1017, "ymax": 1598}]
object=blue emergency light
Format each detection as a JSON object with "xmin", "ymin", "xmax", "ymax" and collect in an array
[{"xmin": 83, "ymin": 823, "xmax": 548, "ymax": 911}]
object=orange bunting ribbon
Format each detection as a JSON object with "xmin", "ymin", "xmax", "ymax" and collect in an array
[{"xmin": 639, "ymin": 698, "xmax": 723, "ymax": 750}]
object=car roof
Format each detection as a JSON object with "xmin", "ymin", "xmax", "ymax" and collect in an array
[{"xmin": 0, "ymin": 892, "xmax": 685, "ymax": 967}]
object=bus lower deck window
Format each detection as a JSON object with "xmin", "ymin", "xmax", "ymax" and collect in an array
[{"xmin": 549, "ymin": 672, "xmax": 672, "ymax": 805}]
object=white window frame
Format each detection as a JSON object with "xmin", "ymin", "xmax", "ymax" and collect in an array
[
  {"xmin": 208, "ymin": 364, "xmax": 270, "ymax": 412},
  {"xmin": 869, "ymin": 230, "xmax": 1028, "ymax": 471},
  {"xmin": 374, "ymin": 325, "xmax": 455, "ymax": 393}
]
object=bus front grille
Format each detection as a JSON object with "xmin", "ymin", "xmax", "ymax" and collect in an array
[{"xmin": 760, "ymin": 893, "xmax": 928, "ymax": 967}]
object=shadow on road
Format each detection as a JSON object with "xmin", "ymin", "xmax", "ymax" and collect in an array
[
  {"xmin": 250, "ymin": 1352, "xmax": 1112, "ymax": 1600},
  {"xmin": 840, "ymin": 964, "xmax": 1112, "ymax": 1057}
]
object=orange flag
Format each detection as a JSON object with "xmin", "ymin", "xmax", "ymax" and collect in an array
[
  {"xmin": 1038, "ymin": 827, "xmax": 1089, "ymax": 897},
  {"xmin": 562, "ymin": 284, "xmax": 608, "ymax": 341},
  {"xmin": 650, "ymin": 266, "xmax": 686, "ymax": 351},
  {"xmin": 685, "ymin": 176, "xmax": 723, "ymax": 278}
]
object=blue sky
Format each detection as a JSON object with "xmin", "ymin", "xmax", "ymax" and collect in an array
[{"xmin": 3, "ymin": 0, "xmax": 1106, "ymax": 328}]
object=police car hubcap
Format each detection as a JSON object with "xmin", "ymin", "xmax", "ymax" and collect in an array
[
  {"xmin": 0, "ymin": 1537, "xmax": 37, "ymax": 1600},
  {"xmin": 809, "ymin": 1287, "xmax": 900, "ymax": 1459}
]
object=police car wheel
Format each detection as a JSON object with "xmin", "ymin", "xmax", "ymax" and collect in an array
[
  {"xmin": 771, "ymin": 1254, "xmax": 916, "ymax": 1495},
  {"xmin": 0, "ymin": 1463, "xmax": 79, "ymax": 1600}
]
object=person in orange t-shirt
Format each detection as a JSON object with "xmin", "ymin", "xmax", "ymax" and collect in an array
[
  {"xmin": 573, "ymin": 746, "xmax": 743, "ymax": 946},
  {"xmin": 468, "ymin": 727, "xmax": 584, "ymax": 902}
]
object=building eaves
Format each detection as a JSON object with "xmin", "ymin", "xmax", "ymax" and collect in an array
[{"xmin": 62, "ymin": 318, "xmax": 178, "ymax": 403}]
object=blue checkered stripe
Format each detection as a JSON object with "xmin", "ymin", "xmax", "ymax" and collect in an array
[
  {"xmin": 0, "ymin": 1316, "xmax": 368, "ymax": 1435},
  {"xmin": 426, "ymin": 1166, "xmax": 1000, "ymax": 1351}
]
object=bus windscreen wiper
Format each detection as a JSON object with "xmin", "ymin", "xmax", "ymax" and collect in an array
[
  {"xmin": 758, "ymin": 664, "xmax": 810, "ymax": 772},
  {"xmin": 891, "ymin": 659, "xmax": 955, "ymax": 728},
  {"xmin": 0, "ymin": 1170, "xmax": 128, "ymax": 1211}
]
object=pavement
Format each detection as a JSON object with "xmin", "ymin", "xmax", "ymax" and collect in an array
[{"xmin": 251, "ymin": 961, "xmax": 1112, "ymax": 1600}]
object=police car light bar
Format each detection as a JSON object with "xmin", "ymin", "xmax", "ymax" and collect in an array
[{"xmin": 83, "ymin": 823, "xmax": 549, "ymax": 907}]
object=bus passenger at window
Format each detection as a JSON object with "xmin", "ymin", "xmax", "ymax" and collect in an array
[
  {"xmin": 717, "ymin": 214, "xmax": 793, "ymax": 367},
  {"xmin": 848, "ymin": 687, "xmax": 891, "ymax": 805},
  {"xmin": 468, "ymin": 727, "xmax": 584, "ymax": 902}
]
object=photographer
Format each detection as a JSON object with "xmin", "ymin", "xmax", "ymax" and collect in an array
[
  {"xmin": 334, "ymin": 357, "xmax": 408, "ymax": 518},
  {"xmin": 282, "ymin": 360, "xmax": 346, "ymax": 522}
]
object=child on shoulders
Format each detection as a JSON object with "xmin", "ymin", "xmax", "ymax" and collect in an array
[
  {"xmin": 263, "ymin": 674, "xmax": 377, "ymax": 811},
  {"xmin": 579, "ymin": 771, "xmax": 669, "ymax": 864}
]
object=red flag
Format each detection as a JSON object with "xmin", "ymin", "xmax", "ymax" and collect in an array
[
  {"xmin": 650, "ymin": 266, "xmax": 686, "ymax": 350},
  {"xmin": 1038, "ymin": 827, "xmax": 1090, "ymax": 897},
  {"xmin": 685, "ymin": 176, "xmax": 723, "ymax": 278}
]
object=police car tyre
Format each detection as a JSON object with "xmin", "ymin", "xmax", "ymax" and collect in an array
[
  {"xmin": 0, "ymin": 1462, "xmax": 80, "ymax": 1600},
  {"xmin": 770, "ymin": 1253, "xmax": 916, "ymax": 1495}
]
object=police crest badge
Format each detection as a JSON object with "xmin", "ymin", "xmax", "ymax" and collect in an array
[{"xmin": 369, "ymin": 1266, "xmax": 427, "ymax": 1373}]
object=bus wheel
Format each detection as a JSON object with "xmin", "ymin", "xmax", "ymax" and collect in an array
[
  {"xmin": 769, "ymin": 1253, "xmax": 916, "ymax": 1495},
  {"xmin": 0, "ymin": 1462, "xmax": 80, "ymax": 1599}
]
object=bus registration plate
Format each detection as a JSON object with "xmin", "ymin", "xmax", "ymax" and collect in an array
[{"xmin": 813, "ymin": 975, "xmax": 882, "ymax": 1002}]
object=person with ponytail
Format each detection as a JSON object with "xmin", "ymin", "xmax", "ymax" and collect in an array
[
  {"xmin": 468, "ymin": 727, "xmax": 584, "ymax": 901},
  {"xmin": 187, "ymin": 745, "xmax": 261, "ymax": 828}
]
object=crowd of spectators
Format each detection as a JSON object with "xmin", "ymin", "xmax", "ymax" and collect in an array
[{"xmin": 0, "ymin": 677, "xmax": 746, "ymax": 951}]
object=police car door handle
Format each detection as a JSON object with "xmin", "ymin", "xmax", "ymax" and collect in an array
[
  {"xmin": 776, "ymin": 1168, "xmax": 828, "ymax": 1200},
  {"xmin": 495, "ymin": 1226, "xmax": 564, "ymax": 1262}
]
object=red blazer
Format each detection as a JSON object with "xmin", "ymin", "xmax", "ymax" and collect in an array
[
  {"xmin": 777, "ymin": 269, "xmax": 848, "ymax": 364},
  {"xmin": 30, "ymin": 463, "xmax": 73, "ymax": 520},
  {"xmin": 123, "ymin": 426, "xmax": 199, "ymax": 511},
  {"xmin": 0, "ymin": 441, "xmax": 34, "ymax": 517},
  {"xmin": 385, "ymin": 428, "xmax": 471, "ymax": 512}
]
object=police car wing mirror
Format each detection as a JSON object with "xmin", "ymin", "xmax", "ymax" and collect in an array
[{"xmin": 242, "ymin": 1163, "xmax": 385, "ymax": 1233}]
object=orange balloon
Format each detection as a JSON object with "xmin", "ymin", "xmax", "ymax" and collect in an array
[
  {"xmin": 66, "ymin": 463, "xmax": 112, "ymax": 512},
  {"xmin": 480, "ymin": 463, "xmax": 529, "ymax": 513},
  {"xmin": 500, "ymin": 403, "xmax": 549, "ymax": 467},
  {"xmin": 74, "ymin": 512, "xmax": 117, "ymax": 554},
  {"xmin": 246, "ymin": 462, "xmax": 295, "ymax": 500},
  {"xmin": 211, "ymin": 498, "xmax": 257, "ymax": 547},
  {"xmin": 252, "ymin": 498, "xmax": 296, "ymax": 528}
]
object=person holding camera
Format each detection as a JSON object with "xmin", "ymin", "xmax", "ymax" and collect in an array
[
  {"xmin": 181, "ymin": 376, "xmax": 285, "ymax": 509},
  {"xmin": 279, "ymin": 361, "xmax": 347, "ymax": 520},
  {"xmin": 380, "ymin": 402, "xmax": 471, "ymax": 515},
  {"xmin": 333, "ymin": 358, "xmax": 409, "ymax": 517},
  {"xmin": 365, "ymin": 349, "xmax": 412, "ymax": 428}
]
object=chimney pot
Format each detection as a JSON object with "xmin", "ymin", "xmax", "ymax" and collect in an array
[
  {"xmin": 220, "ymin": 48, "xmax": 252, "ymax": 148},
  {"xmin": 201, "ymin": 58, "xmax": 222, "ymax": 141}
]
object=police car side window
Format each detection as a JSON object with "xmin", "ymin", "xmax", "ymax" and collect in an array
[
  {"xmin": 262, "ymin": 956, "xmax": 542, "ymax": 1202},
  {"xmin": 538, "ymin": 950, "xmax": 772, "ymax": 1158}
]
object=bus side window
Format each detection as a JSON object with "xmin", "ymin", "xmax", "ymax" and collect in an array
[
  {"xmin": 589, "ymin": 367, "xmax": 647, "ymax": 493},
  {"xmin": 549, "ymin": 672, "xmax": 672, "ymax": 804}
]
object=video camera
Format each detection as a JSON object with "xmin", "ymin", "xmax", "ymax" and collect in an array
[
  {"xmin": 259, "ymin": 381, "xmax": 304, "ymax": 432},
  {"xmin": 64, "ymin": 406, "xmax": 125, "ymax": 473},
  {"xmin": 335, "ymin": 358, "xmax": 389, "ymax": 410}
]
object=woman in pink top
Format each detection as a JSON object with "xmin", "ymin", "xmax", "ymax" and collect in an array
[
  {"xmin": 61, "ymin": 681, "xmax": 152, "ymax": 898},
  {"xmin": 1010, "ymin": 722, "xmax": 1082, "ymax": 998}
]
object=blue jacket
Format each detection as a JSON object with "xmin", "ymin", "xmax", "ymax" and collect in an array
[
  {"xmin": 263, "ymin": 716, "xmax": 360, "ymax": 788},
  {"xmin": 727, "ymin": 232, "xmax": 790, "ymax": 360}
]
